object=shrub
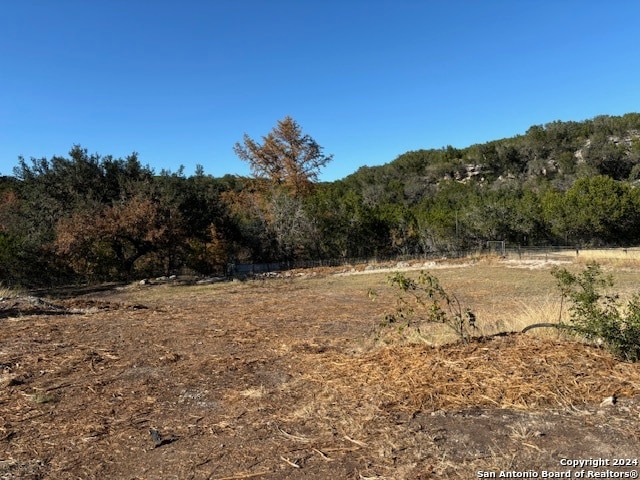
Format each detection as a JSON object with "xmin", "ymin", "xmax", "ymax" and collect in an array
[
  {"xmin": 371, "ymin": 271, "xmax": 476, "ymax": 344},
  {"xmin": 551, "ymin": 262, "xmax": 640, "ymax": 362}
]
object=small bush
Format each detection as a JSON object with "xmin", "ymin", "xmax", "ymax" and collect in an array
[
  {"xmin": 371, "ymin": 271, "xmax": 476, "ymax": 344},
  {"xmin": 551, "ymin": 262, "xmax": 640, "ymax": 362}
]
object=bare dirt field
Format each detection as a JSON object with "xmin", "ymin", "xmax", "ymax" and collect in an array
[{"xmin": 2, "ymin": 258, "xmax": 640, "ymax": 479}]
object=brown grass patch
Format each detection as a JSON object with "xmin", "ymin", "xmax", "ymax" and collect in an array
[
  {"xmin": 0, "ymin": 282, "xmax": 21, "ymax": 298},
  {"xmin": 576, "ymin": 247, "xmax": 640, "ymax": 268},
  {"xmin": 3, "ymin": 259, "xmax": 640, "ymax": 479}
]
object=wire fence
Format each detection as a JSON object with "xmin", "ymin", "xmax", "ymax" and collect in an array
[{"xmin": 229, "ymin": 245, "xmax": 590, "ymax": 277}]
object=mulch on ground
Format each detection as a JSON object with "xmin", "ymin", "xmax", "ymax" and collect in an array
[{"xmin": 2, "ymin": 278, "xmax": 640, "ymax": 479}]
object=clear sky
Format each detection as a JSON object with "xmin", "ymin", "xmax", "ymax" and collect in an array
[{"xmin": 1, "ymin": 1, "xmax": 639, "ymax": 181}]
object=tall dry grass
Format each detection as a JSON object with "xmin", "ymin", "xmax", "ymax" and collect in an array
[
  {"xmin": 409, "ymin": 296, "xmax": 574, "ymax": 343},
  {"xmin": 505, "ymin": 296, "xmax": 574, "ymax": 339},
  {"xmin": 576, "ymin": 247, "xmax": 640, "ymax": 268},
  {"xmin": 0, "ymin": 282, "xmax": 20, "ymax": 298},
  {"xmin": 112, "ymin": 253, "xmax": 640, "ymax": 347},
  {"xmin": 358, "ymin": 254, "xmax": 640, "ymax": 345}
]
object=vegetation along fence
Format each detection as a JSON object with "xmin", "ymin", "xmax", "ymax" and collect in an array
[{"xmin": 229, "ymin": 245, "xmax": 599, "ymax": 277}]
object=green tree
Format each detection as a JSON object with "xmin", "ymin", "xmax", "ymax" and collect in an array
[
  {"xmin": 9, "ymin": 146, "xmax": 198, "ymax": 282},
  {"xmin": 219, "ymin": 178, "xmax": 275, "ymax": 262},
  {"xmin": 511, "ymin": 189, "xmax": 548, "ymax": 244},
  {"xmin": 306, "ymin": 184, "xmax": 386, "ymax": 259},
  {"xmin": 541, "ymin": 175, "xmax": 640, "ymax": 245},
  {"xmin": 0, "ymin": 187, "xmax": 23, "ymax": 283},
  {"xmin": 585, "ymin": 135, "xmax": 633, "ymax": 178},
  {"xmin": 541, "ymin": 187, "xmax": 571, "ymax": 243},
  {"xmin": 556, "ymin": 151, "xmax": 577, "ymax": 175},
  {"xmin": 463, "ymin": 188, "xmax": 548, "ymax": 246},
  {"xmin": 377, "ymin": 203, "xmax": 418, "ymax": 255},
  {"xmin": 562, "ymin": 176, "xmax": 635, "ymax": 244}
]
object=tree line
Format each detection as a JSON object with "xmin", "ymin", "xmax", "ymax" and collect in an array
[{"xmin": 2, "ymin": 113, "xmax": 640, "ymax": 286}]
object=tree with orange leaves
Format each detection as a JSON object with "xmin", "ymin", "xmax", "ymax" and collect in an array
[
  {"xmin": 55, "ymin": 196, "xmax": 184, "ymax": 279},
  {"xmin": 233, "ymin": 116, "xmax": 332, "ymax": 198}
]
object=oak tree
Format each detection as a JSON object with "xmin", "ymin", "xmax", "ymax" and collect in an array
[{"xmin": 55, "ymin": 196, "xmax": 184, "ymax": 279}]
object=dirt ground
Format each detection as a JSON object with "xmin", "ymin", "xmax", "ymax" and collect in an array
[{"xmin": 2, "ymin": 266, "xmax": 640, "ymax": 479}]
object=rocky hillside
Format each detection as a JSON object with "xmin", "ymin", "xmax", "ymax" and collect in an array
[{"xmin": 343, "ymin": 113, "xmax": 640, "ymax": 194}]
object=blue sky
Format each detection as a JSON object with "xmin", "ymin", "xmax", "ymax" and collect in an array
[{"xmin": 1, "ymin": 1, "xmax": 639, "ymax": 181}]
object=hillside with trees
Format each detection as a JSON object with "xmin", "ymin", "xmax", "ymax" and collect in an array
[{"xmin": 2, "ymin": 113, "xmax": 640, "ymax": 286}]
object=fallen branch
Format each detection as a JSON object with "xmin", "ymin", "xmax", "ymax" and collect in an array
[
  {"xmin": 521, "ymin": 323, "xmax": 578, "ymax": 334},
  {"xmin": 280, "ymin": 456, "xmax": 301, "ymax": 468},
  {"xmin": 210, "ymin": 471, "xmax": 271, "ymax": 480},
  {"xmin": 276, "ymin": 425, "xmax": 310, "ymax": 443},
  {"xmin": 312, "ymin": 448, "xmax": 334, "ymax": 462},
  {"xmin": 344, "ymin": 435, "xmax": 367, "ymax": 447}
]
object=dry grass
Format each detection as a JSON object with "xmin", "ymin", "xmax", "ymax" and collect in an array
[
  {"xmin": 3, "ymin": 254, "xmax": 640, "ymax": 479},
  {"xmin": 576, "ymin": 247, "xmax": 640, "ymax": 268},
  {"xmin": 507, "ymin": 296, "xmax": 569, "ymax": 338},
  {"xmin": 0, "ymin": 281, "xmax": 21, "ymax": 298},
  {"xmin": 362, "ymin": 250, "xmax": 640, "ymax": 344},
  {"xmin": 366, "ymin": 262, "xmax": 564, "ymax": 344}
]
